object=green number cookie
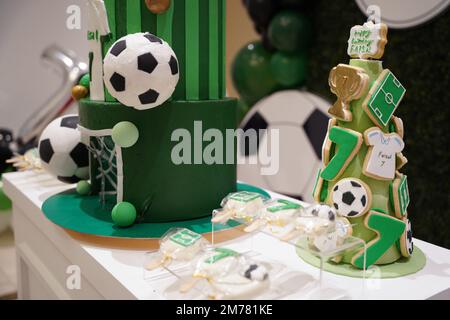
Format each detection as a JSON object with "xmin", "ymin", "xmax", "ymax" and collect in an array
[
  {"xmin": 321, "ymin": 126, "xmax": 363, "ymax": 181},
  {"xmin": 352, "ymin": 210, "xmax": 406, "ymax": 269}
]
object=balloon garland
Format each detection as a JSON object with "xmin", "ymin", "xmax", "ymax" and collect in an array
[{"xmin": 233, "ymin": 0, "xmax": 313, "ymax": 114}]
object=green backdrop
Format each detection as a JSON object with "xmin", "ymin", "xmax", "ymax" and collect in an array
[{"xmin": 305, "ymin": 0, "xmax": 449, "ymax": 249}]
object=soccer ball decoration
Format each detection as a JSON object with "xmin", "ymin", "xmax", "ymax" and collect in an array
[
  {"xmin": 103, "ymin": 32, "xmax": 179, "ymax": 110},
  {"xmin": 38, "ymin": 115, "xmax": 89, "ymax": 184},
  {"xmin": 238, "ymin": 90, "xmax": 329, "ymax": 202},
  {"xmin": 331, "ymin": 178, "xmax": 371, "ymax": 218}
]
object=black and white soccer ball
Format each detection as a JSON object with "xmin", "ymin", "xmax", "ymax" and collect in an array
[
  {"xmin": 403, "ymin": 219, "xmax": 414, "ymax": 256},
  {"xmin": 38, "ymin": 115, "xmax": 89, "ymax": 184},
  {"xmin": 331, "ymin": 178, "xmax": 370, "ymax": 218},
  {"xmin": 307, "ymin": 204, "xmax": 336, "ymax": 221},
  {"xmin": 238, "ymin": 90, "xmax": 330, "ymax": 202},
  {"xmin": 103, "ymin": 32, "xmax": 179, "ymax": 110},
  {"xmin": 242, "ymin": 263, "xmax": 269, "ymax": 281}
]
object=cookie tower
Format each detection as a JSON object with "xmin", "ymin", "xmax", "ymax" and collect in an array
[
  {"xmin": 313, "ymin": 21, "xmax": 412, "ymax": 269},
  {"xmin": 75, "ymin": 0, "xmax": 237, "ymax": 224}
]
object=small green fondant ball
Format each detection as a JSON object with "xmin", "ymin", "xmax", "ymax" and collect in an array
[
  {"xmin": 76, "ymin": 180, "xmax": 91, "ymax": 196},
  {"xmin": 271, "ymin": 52, "xmax": 307, "ymax": 87},
  {"xmin": 232, "ymin": 41, "xmax": 278, "ymax": 106},
  {"xmin": 111, "ymin": 202, "xmax": 137, "ymax": 227},
  {"xmin": 79, "ymin": 73, "xmax": 90, "ymax": 89},
  {"xmin": 112, "ymin": 121, "xmax": 139, "ymax": 148},
  {"xmin": 268, "ymin": 11, "xmax": 312, "ymax": 53}
]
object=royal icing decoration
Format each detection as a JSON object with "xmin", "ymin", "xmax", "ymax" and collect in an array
[
  {"xmin": 399, "ymin": 218, "xmax": 414, "ymax": 258},
  {"xmin": 363, "ymin": 127, "xmax": 405, "ymax": 180},
  {"xmin": 328, "ymin": 64, "xmax": 369, "ymax": 122},
  {"xmin": 363, "ymin": 69, "xmax": 406, "ymax": 128},
  {"xmin": 332, "ymin": 178, "xmax": 371, "ymax": 218},
  {"xmin": 390, "ymin": 174, "xmax": 410, "ymax": 219},
  {"xmin": 347, "ymin": 21, "xmax": 388, "ymax": 59},
  {"xmin": 321, "ymin": 126, "xmax": 363, "ymax": 181},
  {"xmin": 352, "ymin": 210, "xmax": 406, "ymax": 269}
]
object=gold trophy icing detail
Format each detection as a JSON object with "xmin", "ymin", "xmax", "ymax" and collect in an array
[{"xmin": 328, "ymin": 64, "xmax": 369, "ymax": 122}]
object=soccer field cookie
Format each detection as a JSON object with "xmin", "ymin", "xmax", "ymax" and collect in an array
[
  {"xmin": 212, "ymin": 191, "xmax": 267, "ymax": 224},
  {"xmin": 244, "ymin": 199, "xmax": 302, "ymax": 233},
  {"xmin": 362, "ymin": 69, "xmax": 406, "ymax": 128},
  {"xmin": 399, "ymin": 218, "xmax": 414, "ymax": 258},
  {"xmin": 328, "ymin": 64, "xmax": 369, "ymax": 122},
  {"xmin": 320, "ymin": 127, "xmax": 363, "ymax": 181},
  {"xmin": 351, "ymin": 210, "xmax": 406, "ymax": 269},
  {"xmin": 363, "ymin": 127, "xmax": 405, "ymax": 180},
  {"xmin": 390, "ymin": 173, "xmax": 410, "ymax": 219},
  {"xmin": 347, "ymin": 21, "xmax": 388, "ymax": 60},
  {"xmin": 332, "ymin": 178, "xmax": 371, "ymax": 218},
  {"xmin": 146, "ymin": 228, "xmax": 207, "ymax": 270}
]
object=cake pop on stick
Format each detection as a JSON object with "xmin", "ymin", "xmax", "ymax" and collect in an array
[
  {"xmin": 244, "ymin": 199, "xmax": 302, "ymax": 233},
  {"xmin": 146, "ymin": 228, "xmax": 208, "ymax": 270},
  {"xmin": 211, "ymin": 191, "xmax": 267, "ymax": 225}
]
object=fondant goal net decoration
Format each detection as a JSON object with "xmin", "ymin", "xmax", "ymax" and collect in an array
[
  {"xmin": 88, "ymin": 135, "xmax": 117, "ymax": 203},
  {"xmin": 79, "ymin": 127, "xmax": 124, "ymax": 205}
]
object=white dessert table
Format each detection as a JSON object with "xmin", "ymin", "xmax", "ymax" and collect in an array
[{"xmin": 2, "ymin": 171, "xmax": 450, "ymax": 300}]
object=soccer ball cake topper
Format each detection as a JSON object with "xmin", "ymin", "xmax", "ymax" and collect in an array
[
  {"xmin": 103, "ymin": 32, "xmax": 179, "ymax": 110},
  {"xmin": 38, "ymin": 115, "xmax": 89, "ymax": 184}
]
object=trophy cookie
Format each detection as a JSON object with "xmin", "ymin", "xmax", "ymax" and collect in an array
[{"xmin": 328, "ymin": 64, "xmax": 369, "ymax": 122}]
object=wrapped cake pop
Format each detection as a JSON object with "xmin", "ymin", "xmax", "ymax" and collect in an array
[
  {"xmin": 180, "ymin": 247, "xmax": 270, "ymax": 300},
  {"xmin": 211, "ymin": 191, "xmax": 267, "ymax": 224},
  {"xmin": 146, "ymin": 228, "xmax": 208, "ymax": 270},
  {"xmin": 244, "ymin": 199, "xmax": 302, "ymax": 233},
  {"xmin": 310, "ymin": 217, "xmax": 353, "ymax": 252}
]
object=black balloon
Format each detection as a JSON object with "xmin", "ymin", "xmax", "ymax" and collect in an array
[
  {"xmin": 242, "ymin": 0, "xmax": 279, "ymax": 31},
  {"xmin": 0, "ymin": 129, "xmax": 13, "ymax": 174}
]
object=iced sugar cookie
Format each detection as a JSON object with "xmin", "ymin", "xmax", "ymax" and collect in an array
[
  {"xmin": 212, "ymin": 191, "xmax": 266, "ymax": 224},
  {"xmin": 390, "ymin": 173, "xmax": 410, "ymax": 219},
  {"xmin": 328, "ymin": 64, "xmax": 369, "ymax": 122},
  {"xmin": 347, "ymin": 21, "xmax": 388, "ymax": 59},
  {"xmin": 146, "ymin": 228, "xmax": 207, "ymax": 270},
  {"xmin": 399, "ymin": 218, "xmax": 414, "ymax": 258},
  {"xmin": 244, "ymin": 199, "xmax": 302, "ymax": 233},
  {"xmin": 363, "ymin": 127, "xmax": 405, "ymax": 180},
  {"xmin": 362, "ymin": 69, "xmax": 406, "ymax": 128},
  {"xmin": 321, "ymin": 126, "xmax": 363, "ymax": 181},
  {"xmin": 332, "ymin": 178, "xmax": 372, "ymax": 218}
]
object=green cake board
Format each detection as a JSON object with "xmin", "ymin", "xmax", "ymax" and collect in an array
[
  {"xmin": 42, "ymin": 183, "xmax": 270, "ymax": 239},
  {"xmin": 296, "ymin": 242, "xmax": 426, "ymax": 279}
]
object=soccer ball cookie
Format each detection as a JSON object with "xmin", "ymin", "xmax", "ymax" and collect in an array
[{"xmin": 332, "ymin": 178, "xmax": 371, "ymax": 218}]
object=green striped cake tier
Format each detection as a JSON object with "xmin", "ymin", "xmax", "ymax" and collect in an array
[{"xmin": 95, "ymin": 0, "xmax": 227, "ymax": 102}]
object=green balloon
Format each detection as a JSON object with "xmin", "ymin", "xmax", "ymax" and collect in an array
[
  {"xmin": 112, "ymin": 121, "xmax": 139, "ymax": 148},
  {"xmin": 76, "ymin": 180, "xmax": 91, "ymax": 196},
  {"xmin": 232, "ymin": 41, "xmax": 278, "ymax": 106},
  {"xmin": 270, "ymin": 52, "xmax": 307, "ymax": 87},
  {"xmin": 268, "ymin": 11, "xmax": 312, "ymax": 53},
  {"xmin": 111, "ymin": 202, "xmax": 137, "ymax": 227}
]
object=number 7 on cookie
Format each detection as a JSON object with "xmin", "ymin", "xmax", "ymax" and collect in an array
[{"xmin": 321, "ymin": 126, "xmax": 363, "ymax": 181}]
